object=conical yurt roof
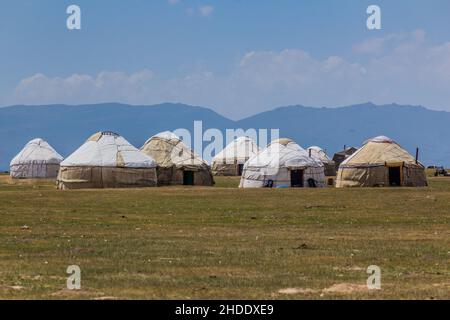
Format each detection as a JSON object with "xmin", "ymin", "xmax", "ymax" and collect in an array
[
  {"xmin": 61, "ymin": 131, "xmax": 156, "ymax": 168},
  {"xmin": 307, "ymin": 146, "xmax": 333, "ymax": 164},
  {"xmin": 246, "ymin": 138, "xmax": 323, "ymax": 169},
  {"xmin": 10, "ymin": 138, "xmax": 63, "ymax": 166},
  {"xmin": 213, "ymin": 136, "xmax": 260, "ymax": 163},
  {"xmin": 141, "ymin": 131, "xmax": 207, "ymax": 168},
  {"xmin": 341, "ymin": 136, "xmax": 421, "ymax": 166}
]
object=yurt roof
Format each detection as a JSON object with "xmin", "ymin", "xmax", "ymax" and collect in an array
[
  {"xmin": 10, "ymin": 138, "xmax": 63, "ymax": 166},
  {"xmin": 307, "ymin": 146, "xmax": 333, "ymax": 163},
  {"xmin": 334, "ymin": 147, "xmax": 357, "ymax": 156},
  {"xmin": 141, "ymin": 131, "xmax": 207, "ymax": 168},
  {"xmin": 61, "ymin": 131, "xmax": 156, "ymax": 168},
  {"xmin": 212, "ymin": 136, "xmax": 260, "ymax": 162},
  {"xmin": 363, "ymin": 135, "xmax": 395, "ymax": 144},
  {"xmin": 144, "ymin": 131, "xmax": 180, "ymax": 145},
  {"xmin": 269, "ymin": 138, "xmax": 294, "ymax": 147},
  {"xmin": 246, "ymin": 138, "xmax": 323, "ymax": 169},
  {"xmin": 342, "ymin": 136, "xmax": 420, "ymax": 166}
]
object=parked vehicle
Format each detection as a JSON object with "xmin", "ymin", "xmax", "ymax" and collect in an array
[{"xmin": 434, "ymin": 167, "xmax": 449, "ymax": 176}]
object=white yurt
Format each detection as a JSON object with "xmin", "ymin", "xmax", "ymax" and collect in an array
[
  {"xmin": 57, "ymin": 131, "xmax": 158, "ymax": 189},
  {"xmin": 307, "ymin": 146, "xmax": 336, "ymax": 176},
  {"xmin": 10, "ymin": 138, "xmax": 63, "ymax": 179},
  {"xmin": 211, "ymin": 136, "xmax": 261, "ymax": 176},
  {"xmin": 140, "ymin": 131, "xmax": 214, "ymax": 186},
  {"xmin": 239, "ymin": 138, "xmax": 326, "ymax": 188}
]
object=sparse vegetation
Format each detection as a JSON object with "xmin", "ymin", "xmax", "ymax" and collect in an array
[{"xmin": 0, "ymin": 174, "xmax": 449, "ymax": 299}]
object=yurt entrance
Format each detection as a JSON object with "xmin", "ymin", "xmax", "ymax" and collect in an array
[
  {"xmin": 183, "ymin": 170, "xmax": 195, "ymax": 185},
  {"xmin": 290, "ymin": 169, "xmax": 304, "ymax": 188},
  {"xmin": 388, "ymin": 166, "xmax": 402, "ymax": 186},
  {"xmin": 237, "ymin": 164, "xmax": 244, "ymax": 176}
]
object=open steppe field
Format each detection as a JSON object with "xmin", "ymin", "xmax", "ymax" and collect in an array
[{"xmin": 0, "ymin": 174, "xmax": 449, "ymax": 300}]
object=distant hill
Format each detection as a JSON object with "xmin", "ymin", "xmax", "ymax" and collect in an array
[
  {"xmin": 1, "ymin": 102, "xmax": 449, "ymax": 170},
  {"xmin": 237, "ymin": 102, "xmax": 450, "ymax": 167}
]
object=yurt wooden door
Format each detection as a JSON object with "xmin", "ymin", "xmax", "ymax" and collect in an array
[
  {"xmin": 388, "ymin": 166, "xmax": 402, "ymax": 186},
  {"xmin": 290, "ymin": 169, "xmax": 304, "ymax": 188},
  {"xmin": 237, "ymin": 164, "xmax": 244, "ymax": 176},
  {"xmin": 183, "ymin": 170, "xmax": 195, "ymax": 185}
]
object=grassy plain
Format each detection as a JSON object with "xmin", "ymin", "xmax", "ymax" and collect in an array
[{"xmin": 0, "ymin": 174, "xmax": 449, "ymax": 299}]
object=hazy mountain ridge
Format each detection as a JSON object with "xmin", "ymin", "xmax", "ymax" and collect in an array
[
  {"xmin": 1, "ymin": 102, "xmax": 449, "ymax": 170},
  {"xmin": 237, "ymin": 102, "xmax": 450, "ymax": 166}
]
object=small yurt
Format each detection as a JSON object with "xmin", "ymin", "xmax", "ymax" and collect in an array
[
  {"xmin": 239, "ymin": 138, "xmax": 325, "ymax": 188},
  {"xmin": 307, "ymin": 146, "xmax": 336, "ymax": 176},
  {"xmin": 57, "ymin": 131, "xmax": 157, "ymax": 189},
  {"xmin": 140, "ymin": 131, "xmax": 214, "ymax": 186},
  {"xmin": 333, "ymin": 146, "xmax": 357, "ymax": 171},
  {"xmin": 336, "ymin": 136, "xmax": 427, "ymax": 188},
  {"xmin": 10, "ymin": 138, "xmax": 63, "ymax": 179},
  {"xmin": 211, "ymin": 136, "xmax": 260, "ymax": 176}
]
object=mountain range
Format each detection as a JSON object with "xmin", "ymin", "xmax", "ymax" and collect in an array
[{"xmin": 1, "ymin": 102, "xmax": 449, "ymax": 170}]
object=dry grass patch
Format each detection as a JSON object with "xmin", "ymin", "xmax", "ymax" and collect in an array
[{"xmin": 0, "ymin": 174, "xmax": 449, "ymax": 299}]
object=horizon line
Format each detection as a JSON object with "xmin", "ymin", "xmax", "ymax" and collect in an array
[{"xmin": 1, "ymin": 101, "xmax": 446, "ymax": 122}]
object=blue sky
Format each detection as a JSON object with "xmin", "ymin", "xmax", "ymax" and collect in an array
[{"xmin": 1, "ymin": 0, "xmax": 450, "ymax": 118}]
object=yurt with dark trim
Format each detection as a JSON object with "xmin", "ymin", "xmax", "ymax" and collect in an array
[
  {"xmin": 57, "ymin": 131, "xmax": 158, "ymax": 189},
  {"xmin": 140, "ymin": 131, "xmax": 214, "ymax": 186},
  {"xmin": 239, "ymin": 138, "xmax": 325, "ymax": 188},
  {"xmin": 336, "ymin": 136, "xmax": 427, "ymax": 188},
  {"xmin": 211, "ymin": 136, "xmax": 260, "ymax": 176},
  {"xmin": 332, "ymin": 146, "xmax": 357, "ymax": 172},
  {"xmin": 307, "ymin": 146, "xmax": 336, "ymax": 176},
  {"xmin": 10, "ymin": 138, "xmax": 63, "ymax": 179}
]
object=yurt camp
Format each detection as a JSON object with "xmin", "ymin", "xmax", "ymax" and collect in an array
[
  {"xmin": 336, "ymin": 136, "xmax": 427, "ymax": 188},
  {"xmin": 57, "ymin": 131, "xmax": 157, "ymax": 189},
  {"xmin": 140, "ymin": 131, "xmax": 214, "ymax": 186},
  {"xmin": 307, "ymin": 146, "xmax": 336, "ymax": 176},
  {"xmin": 10, "ymin": 138, "xmax": 63, "ymax": 179},
  {"xmin": 211, "ymin": 136, "xmax": 260, "ymax": 176},
  {"xmin": 239, "ymin": 138, "xmax": 326, "ymax": 188}
]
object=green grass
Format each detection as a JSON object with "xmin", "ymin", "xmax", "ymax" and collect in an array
[{"xmin": 0, "ymin": 174, "xmax": 449, "ymax": 300}]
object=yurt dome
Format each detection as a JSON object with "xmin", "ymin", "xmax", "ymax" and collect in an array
[
  {"xmin": 307, "ymin": 146, "xmax": 336, "ymax": 176},
  {"xmin": 57, "ymin": 131, "xmax": 157, "ymax": 189},
  {"xmin": 336, "ymin": 135, "xmax": 427, "ymax": 187},
  {"xmin": 211, "ymin": 136, "xmax": 260, "ymax": 176},
  {"xmin": 239, "ymin": 138, "xmax": 325, "ymax": 188},
  {"xmin": 140, "ymin": 131, "xmax": 214, "ymax": 186},
  {"xmin": 10, "ymin": 138, "xmax": 63, "ymax": 179}
]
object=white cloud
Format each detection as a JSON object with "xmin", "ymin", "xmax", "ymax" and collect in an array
[
  {"xmin": 14, "ymin": 70, "xmax": 155, "ymax": 106},
  {"xmin": 353, "ymin": 37, "xmax": 386, "ymax": 54},
  {"xmin": 198, "ymin": 5, "xmax": 214, "ymax": 17},
  {"xmin": 352, "ymin": 30, "xmax": 427, "ymax": 55},
  {"xmin": 167, "ymin": 0, "xmax": 179, "ymax": 5},
  {"xmin": 11, "ymin": 29, "xmax": 450, "ymax": 118}
]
